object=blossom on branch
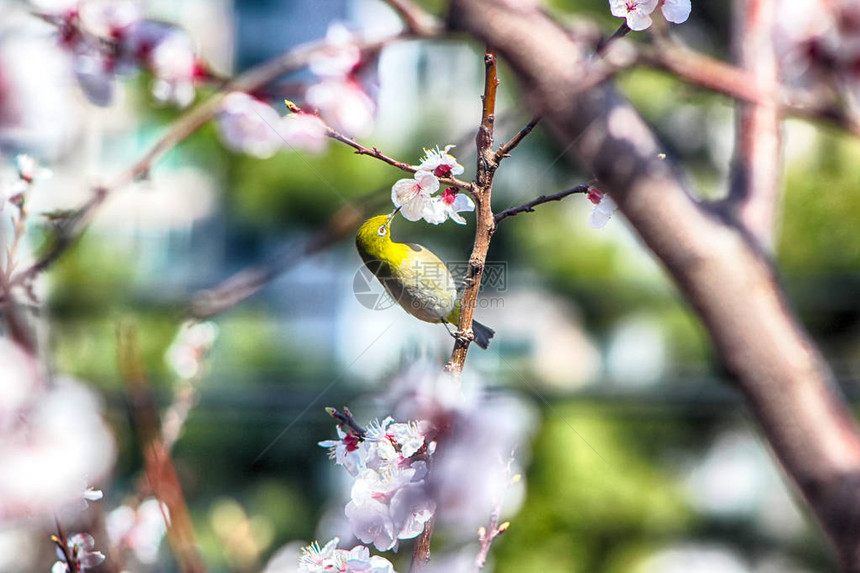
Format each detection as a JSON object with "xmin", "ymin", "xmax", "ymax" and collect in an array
[
  {"xmin": 320, "ymin": 413, "xmax": 435, "ymax": 551},
  {"xmin": 217, "ymin": 93, "xmax": 284, "ymax": 159},
  {"xmin": 418, "ymin": 145, "xmax": 465, "ymax": 179},
  {"xmin": 279, "ymin": 113, "xmax": 329, "ymax": 154},
  {"xmin": 391, "ymin": 146, "xmax": 474, "ymax": 225},
  {"xmin": 307, "ymin": 78, "xmax": 376, "ymax": 138},
  {"xmin": 305, "ymin": 22, "xmax": 376, "ymax": 137},
  {"xmin": 309, "ymin": 23, "xmax": 361, "ymax": 78},
  {"xmin": 391, "ymin": 171, "xmax": 440, "ymax": 221},
  {"xmin": 298, "ymin": 538, "xmax": 397, "ymax": 573},
  {"xmin": 423, "ymin": 188, "xmax": 475, "ymax": 225},
  {"xmin": 610, "ymin": 0, "xmax": 658, "ymax": 31},
  {"xmin": 609, "ymin": 0, "xmax": 690, "ymax": 30},
  {"xmin": 661, "ymin": 0, "xmax": 691, "ymax": 23},
  {"xmin": 52, "ymin": 533, "xmax": 106, "ymax": 573}
]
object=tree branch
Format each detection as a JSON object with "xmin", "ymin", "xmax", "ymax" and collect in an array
[
  {"xmin": 494, "ymin": 183, "xmax": 591, "ymax": 224},
  {"xmin": 450, "ymin": 2, "xmax": 860, "ymax": 571},
  {"xmin": 381, "ymin": 0, "xmax": 442, "ymax": 37},
  {"xmin": 445, "ymin": 48, "xmax": 500, "ymax": 376},
  {"xmin": 639, "ymin": 39, "xmax": 860, "ymax": 138},
  {"xmin": 494, "ymin": 117, "xmax": 540, "ymax": 163},
  {"xmin": 118, "ymin": 324, "xmax": 207, "ymax": 573},
  {"xmin": 323, "ymin": 126, "xmax": 473, "ymax": 191},
  {"xmin": 727, "ymin": 0, "xmax": 782, "ymax": 249},
  {"xmin": 9, "ymin": 33, "xmax": 419, "ymax": 289}
]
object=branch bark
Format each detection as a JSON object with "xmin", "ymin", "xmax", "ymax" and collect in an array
[
  {"xmin": 449, "ymin": 1, "xmax": 860, "ymax": 570},
  {"xmin": 727, "ymin": 0, "xmax": 783, "ymax": 249},
  {"xmin": 445, "ymin": 48, "xmax": 500, "ymax": 376}
]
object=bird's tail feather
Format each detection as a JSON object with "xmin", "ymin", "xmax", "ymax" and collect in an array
[{"xmin": 472, "ymin": 319, "xmax": 495, "ymax": 350}]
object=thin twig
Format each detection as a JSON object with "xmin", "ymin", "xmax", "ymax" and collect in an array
[
  {"xmin": 494, "ymin": 117, "xmax": 540, "ymax": 164},
  {"xmin": 380, "ymin": 0, "xmax": 442, "ymax": 37},
  {"xmin": 323, "ymin": 126, "xmax": 473, "ymax": 191},
  {"xmin": 494, "ymin": 183, "xmax": 592, "ymax": 224}
]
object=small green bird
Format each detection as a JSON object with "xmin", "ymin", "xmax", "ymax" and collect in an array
[{"xmin": 355, "ymin": 212, "xmax": 495, "ymax": 349}]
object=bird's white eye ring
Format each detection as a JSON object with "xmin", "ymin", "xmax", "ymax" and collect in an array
[{"xmin": 377, "ymin": 225, "xmax": 387, "ymax": 236}]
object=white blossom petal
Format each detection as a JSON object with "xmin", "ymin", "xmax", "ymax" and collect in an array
[
  {"xmin": 589, "ymin": 194, "xmax": 619, "ymax": 228},
  {"xmin": 661, "ymin": 0, "xmax": 691, "ymax": 23}
]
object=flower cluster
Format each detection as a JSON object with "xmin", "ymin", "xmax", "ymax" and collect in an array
[
  {"xmin": 391, "ymin": 146, "xmax": 474, "ymax": 225},
  {"xmin": 609, "ymin": 0, "xmax": 691, "ymax": 31},
  {"xmin": 319, "ymin": 412, "xmax": 435, "ymax": 551},
  {"xmin": 297, "ymin": 538, "xmax": 397, "ymax": 573},
  {"xmin": 52, "ymin": 533, "xmax": 106, "ymax": 573},
  {"xmin": 387, "ymin": 364, "xmax": 535, "ymax": 533},
  {"xmin": 39, "ymin": 0, "xmax": 202, "ymax": 107},
  {"xmin": 215, "ymin": 93, "xmax": 328, "ymax": 159},
  {"xmin": 306, "ymin": 24, "xmax": 376, "ymax": 138}
]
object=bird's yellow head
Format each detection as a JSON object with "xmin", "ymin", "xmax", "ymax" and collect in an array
[{"xmin": 356, "ymin": 211, "xmax": 399, "ymax": 262}]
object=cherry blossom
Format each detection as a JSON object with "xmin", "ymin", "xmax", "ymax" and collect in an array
[
  {"xmin": 391, "ymin": 171, "xmax": 440, "ymax": 222},
  {"xmin": 279, "ymin": 113, "xmax": 329, "ymax": 154},
  {"xmin": 119, "ymin": 20, "xmax": 199, "ymax": 107},
  {"xmin": 319, "ymin": 425, "xmax": 365, "ymax": 476},
  {"xmin": 52, "ymin": 533, "xmax": 106, "ymax": 573},
  {"xmin": 609, "ymin": 0, "xmax": 659, "ymax": 31},
  {"xmin": 309, "ymin": 23, "xmax": 361, "ymax": 79},
  {"xmin": 588, "ymin": 188, "xmax": 619, "ymax": 229},
  {"xmin": 417, "ymin": 145, "xmax": 465, "ymax": 179},
  {"xmin": 298, "ymin": 538, "xmax": 396, "ymax": 573},
  {"xmin": 306, "ymin": 78, "xmax": 376, "ymax": 138},
  {"xmin": 216, "ymin": 93, "xmax": 283, "ymax": 159},
  {"xmin": 321, "ymin": 414, "xmax": 435, "ymax": 551},
  {"xmin": 148, "ymin": 31, "xmax": 197, "ymax": 107},
  {"xmin": 423, "ymin": 188, "xmax": 475, "ymax": 225},
  {"xmin": 382, "ymin": 364, "xmax": 536, "ymax": 532},
  {"xmin": 661, "ymin": 0, "xmax": 691, "ymax": 24}
]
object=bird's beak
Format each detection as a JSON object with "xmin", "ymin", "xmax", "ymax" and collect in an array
[{"xmin": 388, "ymin": 206, "xmax": 401, "ymax": 222}]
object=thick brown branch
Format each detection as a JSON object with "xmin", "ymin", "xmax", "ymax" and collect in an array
[
  {"xmin": 727, "ymin": 0, "xmax": 782, "ymax": 249},
  {"xmin": 450, "ymin": 2, "xmax": 860, "ymax": 571},
  {"xmin": 446, "ymin": 47, "xmax": 499, "ymax": 376},
  {"xmin": 494, "ymin": 183, "xmax": 591, "ymax": 224}
]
